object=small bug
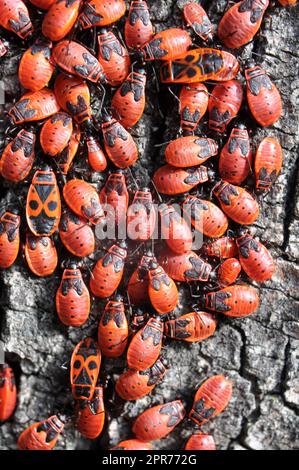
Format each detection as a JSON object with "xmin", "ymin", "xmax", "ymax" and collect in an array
[
  {"xmin": 185, "ymin": 433, "xmax": 216, "ymax": 451},
  {"xmin": 218, "ymin": 0, "xmax": 269, "ymax": 49},
  {"xmin": 202, "ymin": 237, "xmax": 238, "ymax": 259},
  {"xmin": 25, "ymin": 233, "xmax": 57, "ymax": 277},
  {"xmin": 70, "ymin": 337, "xmax": 101, "ymax": 402},
  {"xmin": 9, "ymin": 88, "xmax": 60, "ymax": 125},
  {"xmin": 219, "ymin": 123, "xmax": 252, "ymax": 184},
  {"xmin": 208, "ymin": 80, "xmax": 243, "ymax": 133},
  {"xmin": 18, "ymin": 415, "xmax": 65, "ymax": 450},
  {"xmin": 213, "ymin": 180, "xmax": 259, "ymax": 225},
  {"xmin": 127, "ymin": 251, "xmax": 156, "ymax": 306},
  {"xmin": 0, "ymin": 364, "xmax": 17, "ymax": 421},
  {"xmin": 90, "ymin": 241, "xmax": 127, "ymax": 298},
  {"xmin": 127, "ymin": 317, "xmax": 164, "ymax": 371},
  {"xmin": 56, "ymin": 263, "xmax": 90, "ymax": 327},
  {"xmin": 79, "ymin": 0, "xmax": 126, "ymax": 29},
  {"xmin": 0, "ymin": 39, "xmax": 7, "ymax": 58},
  {"xmin": 189, "ymin": 375, "xmax": 232, "ymax": 426},
  {"xmin": 148, "ymin": 261, "xmax": 179, "ymax": 314},
  {"xmin": 125, "ymin": 0, "xmax": 154, "ymax": 50},
  {"xmin": 183, "ymin": 195, "xmax": 228, "ymax": 239},
  {"xmin": 133, "ymin": 400, "xmax": 186, "ymax": 441},
  {"xmin": 236, "ymin": 231, "xmax": 275, "ymax": 282},
  {"xmin": 86, "ymin": 136, "xmax": 107, "ymax": 172},
  {"xmin": 18, "ymin": 38, "xmax": 54, "ymax": 92},
  {"xmin": 217, "ymin": 258, "xmax": 242, "ymax": 287},
  {"xmin": 254, "ymin": 137, "xmax": 283, "ymax": 190},
  {"xmin": 165, "ymin": 311, "xmax": 217, "ymax": 343},
  {"xmin": 179, "ymin": 83, "xmax": 209, "ymax": 134},
  {"xmin": 153, "ymin": 164, "xmax": 212, "ymax": 195},
  {"xmin": 245, "ymin": 62, "xmax": 282, "ymax": 127},
  {"xmin": 111, "ymin": 440, "xmax": 154, "ymax": 451},
  {"xmin": 59, "ymin": 207, "xmax": 95, "ymax": 258},
  {"xmin": 42, "ymin": 0, "xmax": 81, "ymax": 42},
  {"xmin": 40, "ymin": 112, "xmax": 73, "ymax": 157},
  {"xmin": 52, "ymin": 40, "xmax": 106, "ymax": 84},
  {"xmin": 0, "ymin": 0, "xmax": 33, "ymax": 39},
  {"xmin": 55, "ymin": 123, "xmax": 81, "ymax": 175},
  {"xmin": 203, "ymin": 284, "xmax": 260, "ymax": 317},
  {"xmin": 28, "ymin": 0, "xmax": 56, "ymax": 8},
  {"xmin": 97, "ymin": 29, "xmax": 131, "ymax": 87},
  {"xmin": 127, "ymin": 188, "xmax": 156, "ymax": 241},
  {"xmin": 115, "ymin": 357, "xmax": 168, "ymax": 401},
  {"xmin": 111, "ymin": 66, "xmax": 147, "ymax": 129},
  {"xmin": 97, "ymin": 296, "xmax": 129, "ymax": 358},
  {"xmin": 0, "ymin": 208, "xmax": 20, "ymax": 269},
  {"xmin": 160, "ymin": 48, "xmax": 239, "ymax": 84},
  {"xmin": 99, "ymin": 171, "xmax": 129, "ymax": 226},
  {"xmin": 101, "ymin": 113, "xmax": 139, "ymax": 168},
  {"xmin": 0, "ymin": 128, "xmax": 36, "ymax": 183},
  {"xmin": 137, "ymin": 28, "xmax": 192, "ymax": 61},
  {"xmin": 165, "ymin": 136, "xmax": 218, "ymax": 168},
  {"xmin": 26, "ymin": 167, "xmax": 61, "ymax": 237},
  {"xmin": 159, "ymin": 203, "xmax": 193, "ymax": 254},
  {"xmin": 54, "ymin": 74, "xmax": 92, "ymax": 125},
  {"xmin": 183, "ymin": 2, "xmax": 213, "ymax": 41},
  {"xmin": 76, "ymin": 382, "xmax": 105, "ymax": 439},
  {"xmin": 158, "ymin": 249, "xmax": 212, "ymax": 283},
  {"xmin": 63, "ymin": 179, "xmax": 105, "ymax": 225}
]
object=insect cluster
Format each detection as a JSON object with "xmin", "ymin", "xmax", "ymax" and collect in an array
[{"xmin": 0, "ymin": 0, "xmax": 294, "ymax": 451}]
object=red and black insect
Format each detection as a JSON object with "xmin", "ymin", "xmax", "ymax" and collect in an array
[
  {"xmin": 111, "ymin": 66, "xmax": 147, "ymax": 129},
  {"xmin": 111, "ymin": 440, "xmax": 154, "ymax": 450},
  {"xmin": 90, "ymin": 241, "xmax": 127, "ymax": 298},
  {"xmin": 158, "ymin": 249, "xmax": 212, "ymax": 283},
  {"xmin": 179, "ymin": 83, "xmax": 209, "ymax": 134},
  {"xmin": 0, "ymin": 0, "xmax": 33, "ymax": 39},
  {"xmin": 202, "ymin": 236, "xmax": 238, "ymax": 259},
  {"xmin": 183, "ymin": 2, "xmax": 213, "ymax": 41},
  {"xmin": 0, "ymin": 39, "xmax": 7, "ymax": 58},
  {"xmin": 218, "ymin": 0, "xmax": 269, "ymax": 49},
  {"xmin": 236, "ymin": 231, "xmax": 275, "ymax": 282},
  {"xmin": 245, "ymin": 62, "xmax": 282, "ymax": 127},
  {"xmin": 59, "ymin": 207, "xmax": 95, "ymax": 258},
  {"xmin": 208, "ymin": 80, "xmax": 244, "ymax": 133},
  {"xmin": 18, "ymin": 38, "xmax": 54, "ymax": 92},
  {"xmin": 26, "ymin": 167, "xmax": 61, "ymax": 237},
  {"xmin": 0, "ymin": 208, "xmax": 20, "ymax": 269},
  {"xmin": 25, "ymin": 233, "xmax": 57, "ymax": 277},
  {"xmin": 86, "ymin": 136, "xmax": 107, "ymax": 172},
  {"xmin": 165, "ymin": 311, "xmax": 217, "ymax": 343},
  {"xmin": 165, "ymin": 136, "xmax": 218, "ymax": 167},
  {"xmin": 189, "ymin": 375, "xmax": 232, "ymax": 426},
  {"xmin": 0, "ymin": 364, "xmax": 17, "ymax": 421},
  {"xmin": 127, "ymin": 317, "xmax": 164, "ymax": 371},
  {"xmin": 132, "ymin": 400, "xmax": 186, "ymax": 441},
  {"xmin": 76, "ymin": 382, "xmax": 105, "ymax": 439},
  {"xmin": 217, "ymin": 258, "xmax": 242, "ymax": 287},
  {"xmin": 127, "ymin": 251, "xmax": 156, "ymax": 305},
  {"xmin": 127, "ymin": 188, "xmax": 156, "ymax": 242},
  {"xmin": 42, "ymin": 0, "xmax": 81, "ymax": 42},
  {"xmin": 97, "ymin": 29, "xmax": 131, "ymax": 87},
  {"xmin": 70, "ymin": 337, "xmax": 101, "ymax": 402},
  {"xmin": 254, "ymin": 137, "xmax": 283, "ymax": 190},
  {"xmin": 9, "ymin": 88, "xmax": 60, "ymax": 125},
  {"xmin": 40, "ymin": 112, "xmax": 73, "ymax": 157},
  {"xmin": 29, "ymin": 0, "xmax": 56, "ymax": 7},
  {"xmin": 79, "ymin": 0, "xmax": 126, "ymax": 29},
  {"xmin": 153, "ymin": 164, "xmax": 213, "ymax": 195},
  {"xmin": 213, "ymin": 180, "xmax": 259, "ymax": 225},
  {"xmin": 202, "ymin": 284, "xmax": 260, "ymax": 317},
  {"xmin": 97, "ymin": 296, "xmax": 129, "ymax": 358},
  {"xmin": 219, "ymin": 123, "xmax": 252, "ymax": 184},
  {"xmin": 18, "ymin": 415, "xmax": 65, "ymax": 450},
  {"xmin": 56, "ymin": 264, "xmax": 90, "ymax": 327},
  {"xmin": 0, "ymin": 128, "xmax": 35, "ymax": 183},
  {"xmin": 54, "ymin": 74, "xmax": 92, "ymax": 125},
  {"xmin": 125, "ymin": 0, "xmax": 154, "ymax": 50},
  {"xmin": 148, "ymin": 261, "xmax": 179, "ymax": 314},
  {"xmin": 182, "ymin": 195, "xmax": 228, "ymax": 239},
  {"xmin": 99, "ymin": 171, "xmax": 129, "ymax": 226},
  {"xmin": 159, "ymin": 203, "xmax": 193, "ymax": 254},
  {"xmin": 137, "ymin": 28, "xmax": 192, "ymax": 61},
  {"xmin": 55, "ymin": 123, "xmax": 81, "ymax": 175},
  {"xmin": 185, "ymin": 433, "xmax": 216, "ymax": 451},
  {"xmin": 116, "ymin": 357, "xmax": 168, "ymax": 401},
  {"xmin": 63, "ymin": 179, "xmax": 105, "ymax": 225}
]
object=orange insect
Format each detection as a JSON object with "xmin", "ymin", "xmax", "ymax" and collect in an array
[
  {"xmin": 183, "ymin": 2, "xmax": 213, "ymax": 41},
  {"xmin": 0, "ymin": 128, "xmax": 35, "ymax": 183},
  {"xmin": 86, "ymin": 136, "xmax": 107, "ymax": 172},
  {"xmin": 236, "ymin": 231, "xmax": 275, "ymax": 282},
  {"xmin": 99, "ymin": 171, "xmax": 129, "ymax": 226},
  {"xmin": 278, "ymin": 0, "xmax": 297, "ymax": 5},
  {"xmin": 18, "ymin": 415, "xmax": 65, "ymax": 450},
  {"xmin": 182, "ymin": 195, "xmax": 228, "ymax": 239},
  {"xmin": 165, "ymin": 311, "xmax": 217, "ymax": 343},
  {"xmin": 111, "ymin": 66, "xmax": 147, "ymax": 129},
  {"xmin": 55, "ymin": 123, "xmax": 81, "ymax": 175},
  {"xmin": 202, "ymin": 237, "xmax": 238, "ymax": 259},
  {"xmin": 165, "ymin": 135, "xmax": 218, "ymax": 168},
  {"xmin": 97, "ymin": 29, "xmax": 131, "ymax": 87},
  {"xmin": 148, "ymin": 261, "xmax": 179, "ymax": 314},
  {"xmin": 218, "ymin": 0, "xmax": 269, "ymax": 49},
  {"xmin": 245, "ymin": 62, "xmax": 282, "ymax": 127},
  {"xmin": 219, "ymin": 123, "xmax": 252, "ymax": 184},
  {"xmin": 159, "ymin": 203, "xmax": 193, "ymax": 254},
  {"xmin": 56, "ymin": 264, "xmax": 90, "ymax": 327},
  {"xmin": 127, "ymin": 188, "xmax": 156, "ymax": 242},
  {"xmin": 76, "ymin": 382, "xmax": 105, "ymax": 439},
  {"xmin": 185, "ymin": 433, "xmax": 216, "ymax": 451},
  {"xmin": 79, "ymin": 0, "xmax": 126, "ymax": 29},
  {"xmin": 25, "ymin": 233, "xmax": 58, "ymax": 277},
  {"xmin": 40, "ymin": 112, "xmax": 73, "ymax": 157},
  {"xmin": 26, "ymin": 167, "xmax": 61, "ymax": 237},
  {"xmin": 18, "ymin": 38, "xmax": 54, "ymax": 92},
  {"xmin": 158, "ymin": 249, "xmax": 212, "ymax": 283},
  {"xmin": 125, "ymin": 0, "xmax": 154, "ymax": 50},
  {"xmin": 254, "ymin": 137, "xmax": 283, "ymax": 190},
  {"xmin": 54, "ymin": 74, "xmax": 92, "ymax": 125},
  {"xmin": 137, "ymin": 28, "xmax": 192, "ymax": 61},
  {"xmin": 153, "ymin": 164, "xmax": 212, "ymax": 195},
  {"xmin": 127, "ymin": 317, "xmax": 164, "ymax": 371},
  {"xmin": 63, "ymin": 179, "xmax": 105, "ymax": 225},
  {"xmin": 59, "ymin": 208, "xmax": 95, "ymax": 258},
  {"xmin": 9, "ymin": 88, "xmax": 60, "ymax": 125},
  {"xmin": 90, "ymin": 241, "xmax": 127, "ymax": 298},
  {"xmin": 0, "ymin": 208, "xmax": 20, "ymax": 269},
  {"xmin": 42, "ymin": 0, "xmax": 81, "ymax": 42},
  {"xmin": 127, "ymin": 251, "xmax": 156, "ymax": 306},
  {"xmin": 111, "ymin": 440, "xmax": 154, "ymax": 450},
  {"xmin": 70, "ymin": 337, "xmax": 101, "ymax": 402},
  {"xmin": 0, "ymin": 0, "xmax": 33, "ymax": 39},
  {"xmin": 217, "ymin": 258, "xmax": 242, "ymax": 287},
  {"xmin": 160, "ymin": 48, "xmax": 240, "ymax": 84},
  {"xmin": 97, "ymin": 296, "xmax": 128, "ymax": 358},
  {"xmin": 133, "ymin": 400, "xmax": 186, "ymax": 441},
  {"xmin": 202, "ymin": 284, "xmax": 260, "ymax": 317},
  {"xmin": 0, "ymin": 364, "xmax": 17, "ymax": 421},
  {"xmin": 179, "ymin": 83, "xmax": 209, "ymax": 134},
  {"xmin": 189, "ymin": 375, "xmax": 232, "ymax": 426},
  {"xmin": 209, "ymin": 80, "xmax": 244, "ymax": 133},
  {"xmin": 29, "ymin": 0, "xmax": 56, "ymax": 8}
]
